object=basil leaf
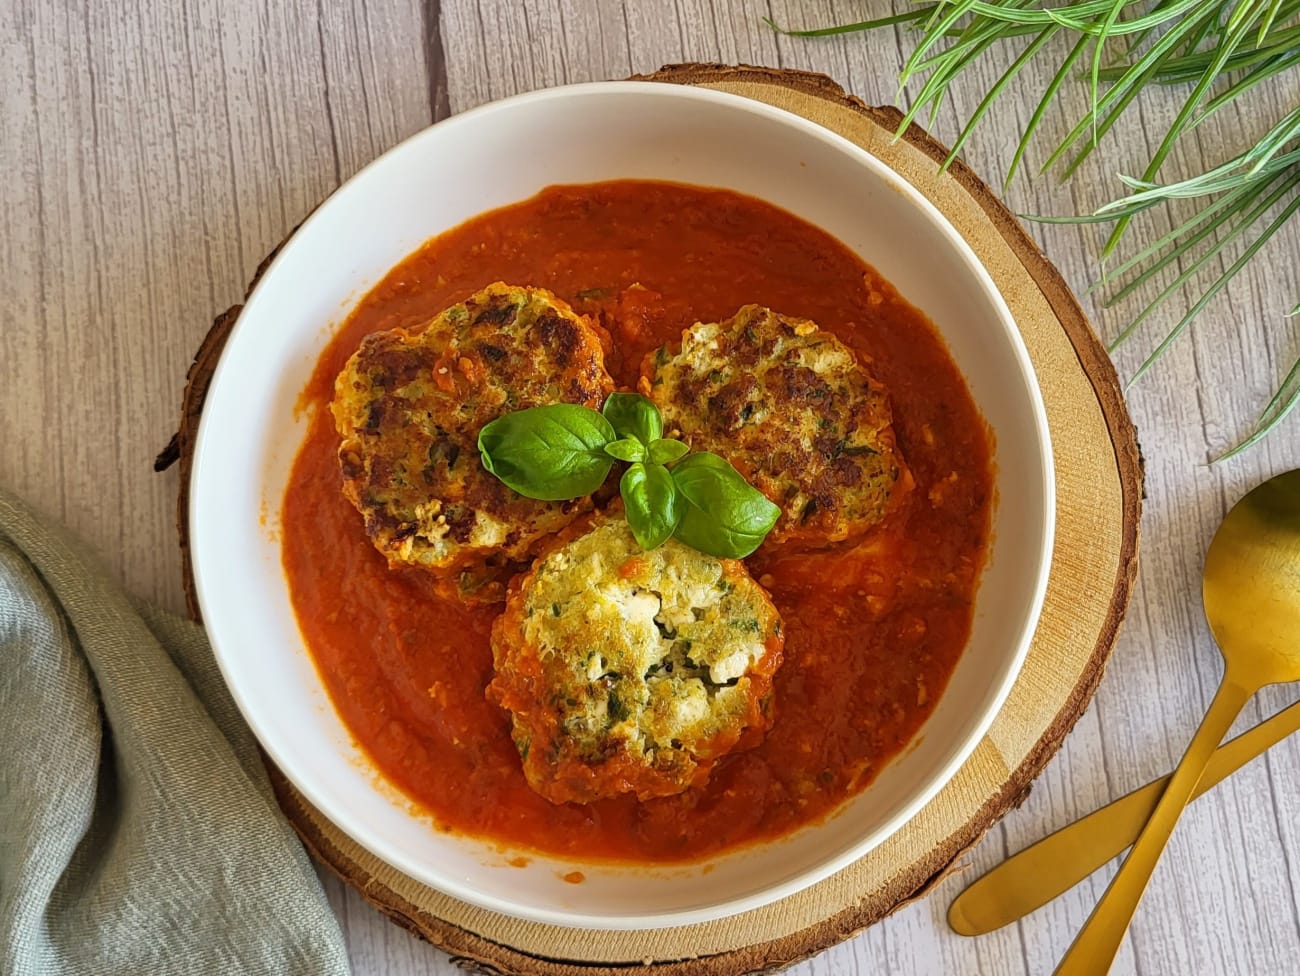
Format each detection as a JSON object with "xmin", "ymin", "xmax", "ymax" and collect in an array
[
  {"xmin": 604, "ymin": 437, "xmax": 647, "ymax": 463},
  {"xmin": 621, "ymin": 463, "xmax": 680, "ymax": 550},
  {"xmin": 602, "ymin": 392, "xmax": 663, "ymax": 446},
  {"xmin": 478, "ymin": 404, "xmax": 615, "ymax": 500},
  {"xmin": 670, "ymin": 452, "xmax": 781, "ymax": 558},
  {"xmin": 648, "ymin": 438, "xmax": 689, "ymax": 465}
]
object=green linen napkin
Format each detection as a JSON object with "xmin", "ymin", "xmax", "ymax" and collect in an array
[{"xmin": 0, "ymin": 488, "xmax": 351, "ymax": 976}]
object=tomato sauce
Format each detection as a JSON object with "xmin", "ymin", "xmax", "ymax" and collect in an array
[{"xmin": 282, "ymin": 181, "xmax": 993, "ymax": 862}]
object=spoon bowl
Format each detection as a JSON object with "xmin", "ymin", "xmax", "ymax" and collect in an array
[{"xmin": 1203, "ymin": 469, "xmax": 1300, "ymax": 684}]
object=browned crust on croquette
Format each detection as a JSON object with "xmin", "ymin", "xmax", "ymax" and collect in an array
[
  {"xmin": 332, "ymin": 283, "xmax": 615, "ymax": 582},
  {"xmin": 487, "ymin": 515, "xmax": 784, "ymax": 805},
  {"xmin": 641, "ymin": 305, "xmax": 912, "ymax": 549}
]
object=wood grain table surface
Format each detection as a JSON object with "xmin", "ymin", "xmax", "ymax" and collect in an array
[{"xmin": 4, "ymin": 2, "xmax": 1299, "ymax": 973}]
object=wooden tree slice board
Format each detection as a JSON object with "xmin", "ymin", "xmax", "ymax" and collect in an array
[{"xmin": 164, "ymin": 64, "xmax": 1142, "ymax": 974}]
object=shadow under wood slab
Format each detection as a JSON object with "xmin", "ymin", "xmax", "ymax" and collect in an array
[{"xmin": 161, "ymin": 64, "xmax": 1142, "ymax": 976}]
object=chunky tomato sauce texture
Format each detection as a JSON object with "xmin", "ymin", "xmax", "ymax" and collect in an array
[{"xmin": 282, "ymin": 180, "xmax": 993, "ymax": 862}]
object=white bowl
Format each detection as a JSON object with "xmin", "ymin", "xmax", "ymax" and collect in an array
[{"xmin": 190, "ymin": 82, "xmax": 1054, "ymax": 929}]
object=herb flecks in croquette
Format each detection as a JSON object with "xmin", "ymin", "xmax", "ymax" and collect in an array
[
  {"xmin": 331, "ymin": 282, "xmax": 614, "ymax": 591},
  {"xmin": 487, "ymin": 517, "xmax": 784, "ymax": 804},
  {"xmin": 641, "ymin": 304, "xmax": 913, "ymax": 549}
]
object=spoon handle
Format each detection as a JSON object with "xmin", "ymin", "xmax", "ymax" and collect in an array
[
  {"xmin": 948, "ymin": 698, "xmax": 1300, "ymax": 936},
  {"xmin": 1053, "ymin": 677, "xmax": 1255, "ymax": 976}
]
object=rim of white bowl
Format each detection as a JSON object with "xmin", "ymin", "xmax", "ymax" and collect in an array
[{"xmin": 190, "ymin": 80, "xmax": 1056, "ymax": 929}]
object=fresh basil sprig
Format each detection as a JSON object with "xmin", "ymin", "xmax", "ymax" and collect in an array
[
  {"xmin": 477, "ymin": 393, "xmax": 780, "ymax": 558},
  {"xmin": 648, "ymin": 438, "xmax": 689, "ymax": 465},
  {"xmin": 477, "ymin": 404, "xmax": 615, "ymax": 501},
  {"xmin": 621, "ymin": 461, "xmax": 680, "ymax": 550},
  {"xmin": 670, "ymin": 452, "xmax": 781, "ymax": 558},
  {"xmin": 602, "ymin": 391, "xmax": 663, "ymax": 446},
  {"xmin": 603, "ymin": 438, "xmax": 646, "ymax": 463}
]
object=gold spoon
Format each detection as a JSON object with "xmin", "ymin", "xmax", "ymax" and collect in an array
[{"xmin": 1052, "ymin": 469, "xmax": 1300, "ymax": 975}]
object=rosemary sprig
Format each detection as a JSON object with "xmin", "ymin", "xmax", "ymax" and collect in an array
[{"xmin": 768, "ymin": 1, "xmax": 1300, "ymax": 456}]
